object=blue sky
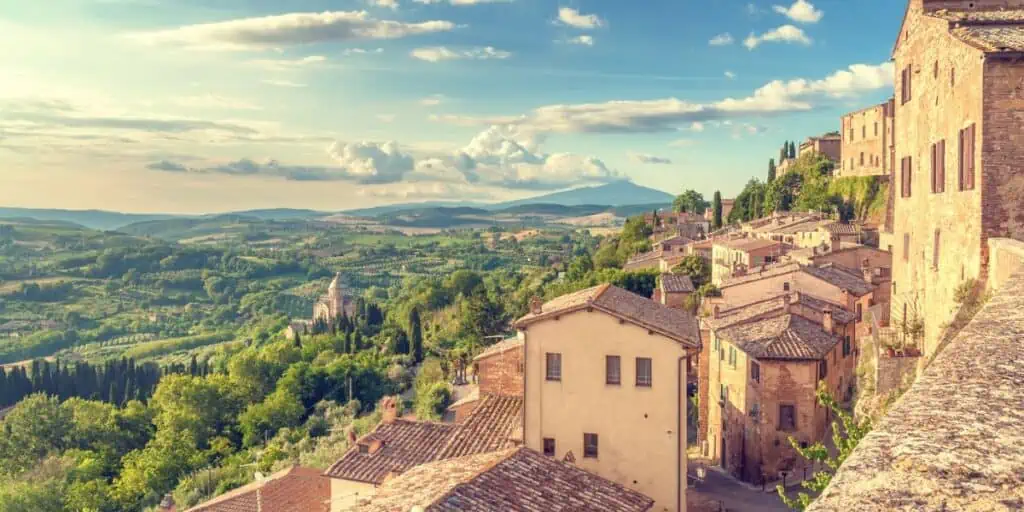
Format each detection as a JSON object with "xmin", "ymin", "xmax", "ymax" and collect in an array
[{"xmin": 0, "ymin": 0, "xmax": 906, "ymax": 213}]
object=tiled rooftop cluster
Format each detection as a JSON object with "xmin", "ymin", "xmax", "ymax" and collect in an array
[
  {"xmin": 660, "ymin": 273, "xmax": 695, "ymax": 293},
  {"xmin": 185, "ymin": 467, "xmax": 329, "ymax": 512},
  {"xmin": 358, "ymin": 448, "xmax": 655, "ymax": 512},
  {"xmin": 809, "ymin": 267, "xmax": 1024, "ymax": 511}
]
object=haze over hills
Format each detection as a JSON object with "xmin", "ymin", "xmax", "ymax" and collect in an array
[{"xmin": 0, "ymin": 181, "xmax": 676, "ymax": 230}]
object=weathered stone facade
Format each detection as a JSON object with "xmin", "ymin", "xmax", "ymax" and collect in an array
[
  {"xmin": 476, "ymin": 341, "xmax": 524, "ymax": 398},
  {"xmin": 839, "ymin": 100, "xmax": 895, "ymax": 178},
  {"xmin": 799, "ymin": 134, "xmax": 843, "ymax": 163}
]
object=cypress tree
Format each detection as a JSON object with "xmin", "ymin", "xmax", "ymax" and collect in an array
[
  {"xmin": 768, "ymin": 158, "xmax": 777, "ymax": 183},
  {"xmin": 712, "ymin": 191, "xmax": 724, "ymax": 230},
  {"xmin": 409, "ymin": 308, "xmax": 424, "ymax": 363}
]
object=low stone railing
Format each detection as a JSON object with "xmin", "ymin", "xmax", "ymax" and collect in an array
[{"xmin": 808, "ymin": 239, "xmax": 1024, "ymax": 511}]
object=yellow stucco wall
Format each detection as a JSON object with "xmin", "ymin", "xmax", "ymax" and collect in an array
[
  {"xmin": 329, "ymin": 478, "xmax": 375, "ymax": 512},
  {"xmin": 522, "ymin": 310, "xmax": 690, "ymax": 512}
]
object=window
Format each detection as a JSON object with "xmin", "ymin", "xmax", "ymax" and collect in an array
[
  {"xmin": 842, "ymin": 336, "xmax": 852, "ymax": 357},
  {"xmin": 605, "ymin": 355, "xmax": 621, "ymax": 385},
  {"xmin": 720, "ymin": 384, "xmax": 729, "ymax": 402},
  {"xmin": 713, "ymin": 338, "xmax": 720, "ymax": 352},
  {"xmin": 951, "ymin": 68, "xmax": 956, "ymax": 87},
  {"xmin": 819, "ymin": 359, "xmax": 828, "ymax": 380},
  {"xmin": 931, "ymin": 140, "xmax": 946, "ymax": 193},
  {"xmin": 720, "ymin": 347, "xmax": 725, "ymax": 361},
  {"xmin": 543, "ymin": 438, "xmax": 556, "ymax": 457},
  {"xmin": 545, "ymin": 353, "xmax": 562, "ymax": 381},
  {"xmin": 933, "ymin": 60, "xmax": 938, "ymax": 79},
  {"xmin": 862, "ymin": 126, "xmax": 866, "ymax": 139},
  {"xmin": 901, "ymin": 65, "xmax": 912, "ymax": 104},
  {"xmin": 901, "ymin": 157, "xmax": 913, "ymax": 197},
  {"xmin": 848, "ymin": 128, "xmax": 854, "ymax": 141},
  {"xmin": 358, "ymin": 444, "xmax": 369, "ymax": 454},
  {"xmin": 959, "ymin": 124, "xmax": 976, "ymax": 191},
  {"xmin": 903, "ymin": 234, "xmax": 910, "ymax": 262},
  {"xmin": 583, "ymin": 433, "xmax": 599, "ymax": 458},
  {"xmin": 934, "ymin": 230, "xmax": 941, "ymax": 271},
  {"xmin": 779, "ymin": 405, "xmax": 796, "ymax": 431},
  {"xmin": 727, "ymin": 347, "xmax": 737, "ymax": 369},
  {"xmin": 860, "ymin": 152, "xmax": 865, "ymax": 166},
  {"xmin": 874, "ymin": 122, "xmax": 879, "ymax": 137},
  {"xmin": 783, "ymin": 281, "xmax": 790, "ymax": 292},
  {"xmin": 636, "ymin": 357, "xmax": 653, "ymax": 387},
  {"xmin": 856, "ymin": 303, "xmax": 863, "ymax": 322},
  {"xmin": 751, "ymin": 361, "xmax": 761, "ymax": 383}
]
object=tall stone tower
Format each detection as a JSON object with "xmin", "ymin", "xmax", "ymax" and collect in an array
[{"xmin": 328, "ymin": 272, "xmax": 345, "ymax": 318}]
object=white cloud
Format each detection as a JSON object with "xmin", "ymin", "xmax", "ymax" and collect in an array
[
  {"xmin": 431, "ymin": 62, "xmax": 893, "ymax": 134},
  {"xmin": 709, "ymin": 33, "xmax": 734, "ymax": 46},
  {"xmin": 629, "ymin": 152, "xmax": 672, "ymax": 165},
  {"xmin": 743, "ymin": 25, "xmax": 812, "ymax": 49},
  {"xmin": 420, "ymin": 94, "xmax": 445, "ymax": 106},
  {"xmin": 262, "ymin": 79, "xmax": 307, "ymax": 88},
  {"xmin": 373, "ymin": 0, "xmax": 400, "ymax": 10},
  {"xmin": 566, "ymin": 35, "xmax": 594, "ymax": 46},
  {"xmin": 172, "ymin": 95, "xmax": 262, "ymax": 111},
  {"xmin": 343, "ymin": 47, "xmax": 384, "ymax": 55},
  {"xmin": 724, "ymin": 71, "xmax": 736, "ymax": 79},
  {"xmin": 410, "ymin": 46, "xmax": 511, "ymax": 62},
  {"xmin": 250, "ymin": 55, "xmax": 327, "ymax": 71},
  {"xmin": 127, "ymin": 11, "xmax": 457, "ymax": 51},
  {"xmin": 772, "ymin": 1, "xmax": 824, "ymax": 23},
  {"xmin": 557, "ymin": 7, "xmax": 605, "ymax": 29},
  {"xmin": 326, "ymin": 140, "xmax": 416, "ymax": 182}
]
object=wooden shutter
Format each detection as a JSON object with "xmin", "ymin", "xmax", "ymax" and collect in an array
[
  {"xmin": 931, "ymin": 143, "xmax": 937, "ymax": 193},
  {"xmin": 958, "ymin": 128, "xmax": 965, "ymax": 190},
  {"xmin": 966, "ymin": 124, "xmax": 976, "ymax": 190},
  {"xmin": 939, "ymin": 140, "xmax": 945, "ymax": 192}
]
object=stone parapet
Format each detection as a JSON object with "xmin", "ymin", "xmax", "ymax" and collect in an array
[{"xmin": 808, "ymin": 240, "xmax": 1024, "ymax": 511}]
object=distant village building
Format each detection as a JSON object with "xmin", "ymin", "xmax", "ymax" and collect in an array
[
  {"xmin": 313, "ymin": 273, "xmax": 355, "ymax": 324},
  {"xmin": 839, "ymin": 99, "xmax": 896, "ymax": 178},
  {"xmin": 711, "ymin": 238, "xmax": 788, "ymax": 284},
  {"xmin": 890, "ymin": 0, "xmax": 1024, "ymax": 357},
  {"xmin": 704, "ymin": 293, "xmax": 858, "ymax": 483},
  {"xmin": 654, "ymin": 273, "xmax": 695, "ymax": 309},
  {"xmin": 704, "ymin": 199, "xmax": 735, "ymax": 224},
  {"xmin": 799, "ymin": 133, "xmax": 843, "ymax": 163},
  {"xmin": 515, "ymin": 284, "xmax": 701, "ymax": 511}
]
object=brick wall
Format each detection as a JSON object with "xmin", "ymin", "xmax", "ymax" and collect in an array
[
  {"xmin": 478, "ymin": 345, "xmax": 524, "ymax": 397},
  {"xmin": 891, "ymin": 5, "xmax": 986, "ymax": 358},
  {"xmin": 981, "ymin": 59, "xmax": 1024, "ymax": 243}
]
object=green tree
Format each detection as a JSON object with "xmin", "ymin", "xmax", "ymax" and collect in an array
[
  {"xmin": 238, "ymin": 389, "xmax": 305, "ymax": 447},
  {"xmin": 409, "ymin": 308, "xmax": 424, "ymax": 363},
  {"xmin": 712, "ymin": 191, "xmax": 724, "ymax": 229},
  {"xmin": 768, "ymin": 158, "xmax": 777, "ymax": 183},
  {"xmin": 672, "ymin": 189, "xmax": 710, "ymax": 214},
  {"xmin": 112, "ymin": 429, "xmax": 201, "ymax": 510},
  {"xmin": 0, "ymin": 393, "xmax": 71, "ymax": 475},
  {"xmin": 414, "ymin": 381, "xmax": 451, "ymax": 421},
  {"xmin": 671, "ymin": 255, "xmax": 711, "ymax": 289},
  {"xmin": 777, "ymin": 383, "xmax": 872, "ymax": 511}
]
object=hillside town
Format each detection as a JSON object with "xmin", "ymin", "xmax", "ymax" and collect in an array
[
  {"xmin": 1, "ymin": 1, "xmax": 1022, "ymax": 511},
  {"xmin": 152, "ymin": 2, "xmax": 1024, "ymax": 511}
]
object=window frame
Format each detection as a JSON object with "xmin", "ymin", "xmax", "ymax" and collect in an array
[
  {"xmin": 958, "ymin": 124, "xmax": 976, "ymax": 191},
  {"xmin": 931, "ymin": 140, "xmax": 946, "ymax": 193},
  {"xmin": 750, "ymin": 361, "xmax": 761, "ymax": 383},
  {"xmin": 635, "ymin": 357, "xmax": 653, "ymax": 387},
  {"xmin": 605, "ymin": 355, "xmax": 621, "ymax": 386},
  {"xmin": 901, "ymin": 156, "xmax": 913, "ymax": 198},
  {"xmin": 583, "ymin": 433, "xmax": 599, "ymax": 458},
  {"xmin": 543, "ymin": 438, "xmax": 556, "ymax": 457},
  {"xmin": 903, "ymin": 233, "xmax": 911, "ymax": 262},
  {"xmin": 779, "ymin": 404, "xmax": 797, "ymax": 431},
  {"xmin": 545, "ymin": 352, "xmax": 562, "ymax": 382},
  {"xmin": 933, "ymin": 229, "xmax": 941, "ymax": 271}
]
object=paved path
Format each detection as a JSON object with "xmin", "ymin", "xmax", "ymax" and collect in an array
[{"xmin": 688, "ymin": 467, "xmax": 792, "ymax": 512}]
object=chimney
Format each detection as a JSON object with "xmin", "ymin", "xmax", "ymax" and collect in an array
[
  {"xmin": 822, "ymin": 307, "xmax": 834, "ymax": 334},
  {"xmin": 380, "ymin": 396, "xmax": 399, "ymax": 424},
  {"xmin": 529, "ymin": 296, "xmax": 543, "ymax": 315},
  {"xmin": 830, "ymin": 235, "xmax": 840, "ymax": 253}
]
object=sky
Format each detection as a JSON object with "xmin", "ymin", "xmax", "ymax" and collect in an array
[{"xmin": 0, "ymin": 0, "xmax": 907, "ymax": 214}]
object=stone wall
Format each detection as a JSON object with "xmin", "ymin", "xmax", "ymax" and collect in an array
[
  {"xmin": 874, "ymin": 353, "xmax": 919, "ymax": 396},
  {"xmin": 890, "ymin": 4, "xmax": 986, "ymax": 358},
  {"xmin": 988, "ymin": 238, "xmax": 1024, "ymax": 291},
  {"xmin": 807, "ymin": 243, "xmax": 1024, "ymax": 510},
  {"xmin": 840, "ymin": 101, "xmax": 893, "ymax": 178}
]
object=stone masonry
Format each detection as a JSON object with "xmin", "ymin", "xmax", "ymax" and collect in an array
[{"xmin": 839, "ymin": 100, "xmax": 895, "ymax": 178}]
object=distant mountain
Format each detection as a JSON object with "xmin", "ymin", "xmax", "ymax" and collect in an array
[
  {"xmin": 485, "ymin": 181, "xmax": 675, "ymax": 210},
  {"xmin": 0, "ymin": 208, "xmax": 177, "ymax": 231},
  {"xmin": 343, "ymin": 201, "xmax": 485, "ymax": 217}
]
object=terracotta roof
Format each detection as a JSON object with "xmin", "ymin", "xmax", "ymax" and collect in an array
[
  {"xmin": 720, "ymin": 263, "xmax": 801, "ymax": 289},
  {"xmin": 439, "ymin": 394, "xmax": 523, "ymax": 459},
  {"xmin": 952, "ymin": 24, "xmax": 1024, "ymax": 52},
  {"xmin": 660, "ymin": 273, "xmax": 695, "ymax": 293},
  {"xmin": 822, "ymin": 223, "xmax": 859, "ymax": 235},
  {"xmin": 930, "ymin": 8, "xmax": 1024, "ymax": 24},
  {"xmin": 626, "ymin": 248, "xmax": 664, "ymax": 265},
  {"xmin": 325, "ymin": 395, "xmax": 523, "ymax": 485},
  {"xmin": 659, "ymin": 235, "xmax": 691, "ymax": 247},
  {"xmin": 186, "ymin": 467, "xmax": 329, "ymax": 512},
  {"xmin": 473, "ymin": 337, "xmax": 523, "ymax": 361},
  {"xmin": 358, "ymin": 448, "xmax": 655, "ymax": 512},
  {"xmin": 718, "ymin": 314, "xmax": 841, "ymax": 361},
  {"xmin": 801, "ymin": 264, "xmax": 874, "ymax": 296},
  {"xmin": 323, "ymin": 419, "xmax": 459, "ymax": 484},
  {"xmin": 706, "ymin": 290, "xmax": 855, "ymax": 331},
  {"xmin": 717, "ymin": 238, "xmax": 783, "ymax": 252},
  {"xmin": 516, "ymin": 284, "xmax": 700, "ymax": 348}
]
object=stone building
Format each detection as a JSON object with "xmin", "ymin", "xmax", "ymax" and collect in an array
[
  {"xmin": 447, "ymin": 337, "xmax": 525, "ymax": 422},
  {"xmin": 654, "ymin": 273, "xmax": 696, "ymax": 309},
  {"xmin": 313, "ymin": 273, "xmax": 355, "ymax": 324},
  {"xmin": 798, "ymin": 133, "xmax": 843, "ymax": 163},
  {"xmin": 704, "ymin": 294, "xmax": 857, "ymax": 483},
  {"xmin": 890, "ymin": 0, "xmax": 1024, "ymax": 358},
  {"xmin": 839, "ymin": 99, "xmax": 896, "ymax": 178},
  {"xmin": 705, "ymin": 199, "xmax": 735, "ymax": 224},
  {"xmin": 711, "ymin": 238, "xmax": 789, "ymax": 284},
  {"xmin": 516, "ymin": 284, "xmax": 701, "ymax": 512}
]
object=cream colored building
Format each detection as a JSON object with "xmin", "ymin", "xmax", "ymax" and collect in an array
[
  {"xmin": 711, "ymin": 238, "xmax": 788, "ymax": 285},
  {"xmin": 516, "ymin": 284, "xmax": 701, "ymax": 512}
]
